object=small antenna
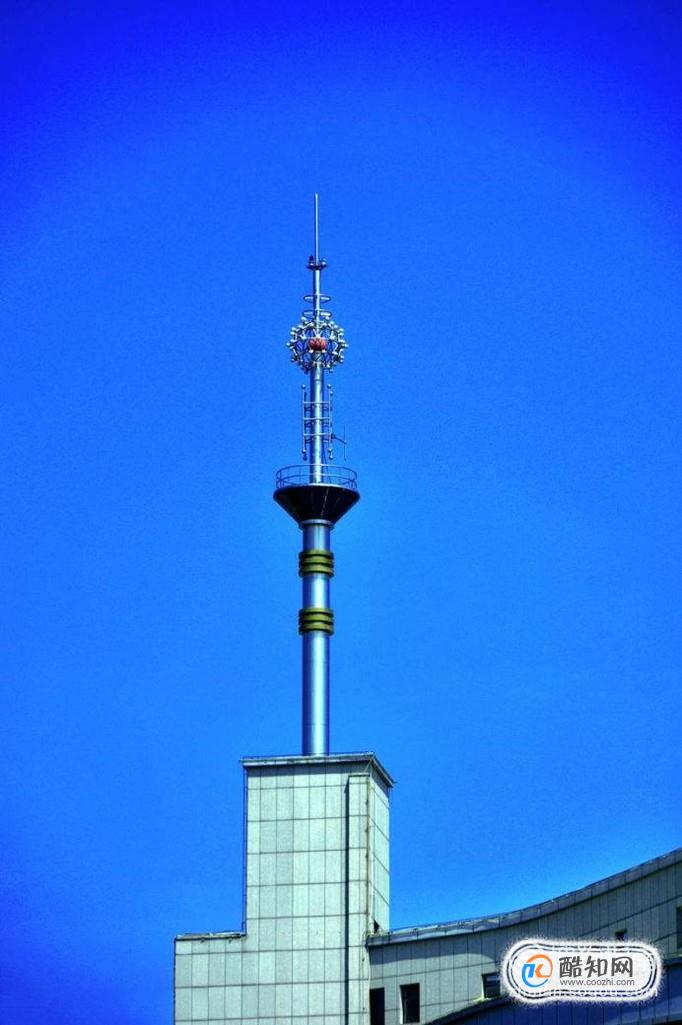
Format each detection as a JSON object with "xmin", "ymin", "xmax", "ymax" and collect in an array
[
  {"xmin": 289, "ymin": 196, "xmax": 345, "ymax": 372},
  {"xmin": 310, "ymin": 193, "xmax": 324, "ymax": 326},
  {"xmin": 313, "ymin": 192, "xmax": 320, "ymax": 264},
  {"xmin": 331, "ymin": 426, "xmax": 348, "ymax": 460}
]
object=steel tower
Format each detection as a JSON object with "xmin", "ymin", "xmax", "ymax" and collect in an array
[{"xmin": 274, "ymin": 196, "xmax": 359, "ymax": 756}]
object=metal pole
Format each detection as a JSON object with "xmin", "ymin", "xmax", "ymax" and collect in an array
[
  {"xmin": 301, "ymin": 519, "xmax": 332, "ymax": 755},
  {"xmin": 308, "ymin": 366, "xmax": 325, "ymax": 484},
  {"xmin": 313, "ymin": 192, "xmax": 320, "ymax": 264}
]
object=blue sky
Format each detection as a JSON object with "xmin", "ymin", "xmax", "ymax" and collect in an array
[{"xmin": 2, "ymin": 2, "xmax": 681, "ymax": 1022}]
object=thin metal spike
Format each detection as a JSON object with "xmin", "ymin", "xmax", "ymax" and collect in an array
[{"xmin": 313, "ymin": 193, "xmax": 320, "ymax": 263}]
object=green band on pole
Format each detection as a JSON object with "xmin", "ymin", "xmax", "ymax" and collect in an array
[
  {"xmin": 298, "ymin": 549, "xmax": 335, "ymax": 577},
  {"xmin": 298, "ymin": 607, "xmax": 335, "ymax": 635}
]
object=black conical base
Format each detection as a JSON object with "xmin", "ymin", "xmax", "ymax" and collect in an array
[{"xmin": 274, "ymin": 485, "xmax": 360, "ymax": 525}]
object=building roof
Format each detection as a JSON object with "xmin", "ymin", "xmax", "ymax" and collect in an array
[
  {"xmin": 368, "ymin": 845, "xmax": 682, "ymax": 945},
  {"xmin": 241, "ymin": 751, "xmax": 395, "ymax": 788}
]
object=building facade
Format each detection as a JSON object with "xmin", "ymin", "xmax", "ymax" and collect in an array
[
  {"xmin": 174, "ymin": 767, "xmax": 682, "ymax": 1025},
  {"xmin": 366, "ymin": 846, "xmax": 682, "ymax": 1024}
]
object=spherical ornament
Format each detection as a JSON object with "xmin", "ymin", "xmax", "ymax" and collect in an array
[{"xmin": 286, "ymin": 316, "xmax": 348, "ymax": 371}]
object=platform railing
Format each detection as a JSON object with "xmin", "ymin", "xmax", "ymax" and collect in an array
[{"xmin": 275, "ymin": 465, "xmax": 358, "ymax": 490}]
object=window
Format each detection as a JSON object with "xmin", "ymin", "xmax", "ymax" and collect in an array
[
  {"xmin": 482, "ymin": 972, "xmax": 501, "ymax": 999},
  {"xmin": 615, "ymin": 929, "xmax": 628, "ymax": 941},
  {"xmin": 677, "ymin": 907, "xmax": 682, "ymax": 950},
  {"xmin": 400, "ymin": 983, "xmax": 420, "ymax": 1024},
  {"xmin": 370, "ymin": 987, "xmax": 385, "ymax": 1025}
]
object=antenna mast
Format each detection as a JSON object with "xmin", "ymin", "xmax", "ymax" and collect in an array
[{"xmin": 274, "ymin": 196, "xmax": 359, "ymax": 756}]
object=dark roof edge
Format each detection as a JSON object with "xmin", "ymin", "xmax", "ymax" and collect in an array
[{"xmin": 368, "ymin": 846, "xmax": 682, "ymax": 945}]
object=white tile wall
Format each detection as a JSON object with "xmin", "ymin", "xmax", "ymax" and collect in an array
[{"xmin": 175, "ymin": 755, "xmax": 391, "ymax": 1025}]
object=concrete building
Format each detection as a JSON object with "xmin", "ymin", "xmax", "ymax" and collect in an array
[
  {"xmin": 173, "ymin": 202, "xmax": 682, "ymax": 1025},
  {"xmin": 176, "ymin": 754, "xmax": 391, "ymax": 1025}
]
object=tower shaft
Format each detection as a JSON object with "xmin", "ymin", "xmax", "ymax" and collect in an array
[{"xmin": 300, "ymin": 519, "xmax": 332, "ymax": 754}]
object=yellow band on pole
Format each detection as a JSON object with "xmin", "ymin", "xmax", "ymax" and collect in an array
[
  {"xmin": 298, "ymin": 549, "xmax": 335, "ymax": 577},
  {"xmin": 298, "ymin": 607, "xmax": 334, "ymax": 634}
]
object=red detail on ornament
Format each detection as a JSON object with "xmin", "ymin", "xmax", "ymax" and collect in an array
[{"xmin": 308, "ymin": 337, "xmax": 327, "ymax": 351}]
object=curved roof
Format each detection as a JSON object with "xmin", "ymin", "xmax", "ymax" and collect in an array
[{"xmin": 368, "ymin": 845, "xmax": 682, "ymax": 945}]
